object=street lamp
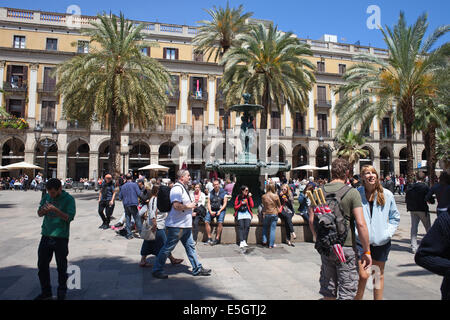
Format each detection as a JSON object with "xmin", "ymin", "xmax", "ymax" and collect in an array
[
  {"xmin": 318, "ymin": 136, "xmax": 333, "ymax": 181},
  {"xmin": 34, "ymin": 122, "xmax": 59, "ymax": 195}
]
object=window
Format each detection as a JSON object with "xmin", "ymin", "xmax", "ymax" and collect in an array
[
  {"xmin": 13, "ymin": 36, "xmax": 25, "ymax": 49},
  {"xmin": 318, "ymin": 114, "xmax": 328, "ymax": 136},
  {"xmin": 192, "ymin": 107, "xmax": 203, "ymax": 131},
  {"xmin": 7, "ymin": 65, "xmax": 27, "ymax": 88},
  {"xmin": 294, "ymin": 113, "xmax": 305, "ymax": 134},
  {"xmin": 46, "ymin": 38, "xmax": 58, "ymax": 51},
  {"xmin": 164, "ymin": 107, "xmax": 176, "ymax": 131},
  {"xmin": 7, "ymin": 99, "xmax": 25, "ymax": 118},
  {"xmin": 381, "ymin": 117, "xmax": 391, "ymax": 138},
  {"xmin": 317, "ymin": 61, "xmax": 325, "ymax": 72},
  {"xmin": 271, "ymin": 111, "xmax": 281, "ymax": 130},
  {"xmin": 191, "ymin": 77, "xmax": 206, "ymax": 98},
  {"xmin": 140, "ymin": 47, "xmax": 150, "ymax": 56},
  {"xmin": 41, "ymin": 101, "xmax": 56, "ymax": 127},
  {"xmin": 317, "ymin": 86, "xmax": 327, "ymax": 102},
  {"xmin": 339, "ymin": 64, "xmax": 346, "ymax": 74},
  {"xmin": 163, "ymin": 48, "xmax": 178, "ymax": 60},
  {"xmin": 77, "ymin": 40, "xmax": 89, "ymax": 53},
  {"xmin": 43, "ymin": 67, "xmax": 56, "ymax": 91},
  {"xmin": 194, "ymin": 51, "xmax": 203, "ymax": 62}
]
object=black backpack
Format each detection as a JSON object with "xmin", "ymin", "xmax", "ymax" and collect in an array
[
  {"xmin": 314, "ymin": 185, "xmax": 352, "ymax": 257},
  {"xmin": 157, "ymin": 183, "xmax": 191, "ymax": 213},
  {"xmin": 157, "ymin": 185, "xmax": 172, "ymax": 213}
]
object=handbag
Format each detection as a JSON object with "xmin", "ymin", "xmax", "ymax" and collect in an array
[{"xmin": 140, "ymin": 219, "xmax": 156, "ymax": 241}]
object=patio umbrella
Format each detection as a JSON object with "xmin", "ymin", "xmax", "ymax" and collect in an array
[
  {"xmin": 3, "ymin": 161, "xmax": 43, "ymax": 170},
  {"xmin": 317, "ymin": 166, "xmax": 330, "ymax": 171},
  {"xmin": 292, "ymin": 165, "xmax": 320, "ymax": 171},
  {"xmin": 0, "ymin": 165, "xmax": 8, "ymax": 172},
  {"xmin": 138, "ymin": 164, "xmax": 169, "ymax": 171}
]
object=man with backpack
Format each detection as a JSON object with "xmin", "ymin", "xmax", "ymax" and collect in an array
[
  {"xmin": 308, "ymin": 158, "xmax": 372, "ymax": 300},
  {"xmin": 152, "ymin": 170, "xmax": 212, "ymax": 279}
]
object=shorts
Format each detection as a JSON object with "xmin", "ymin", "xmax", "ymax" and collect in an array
[
  {"xmin": 205, "ymin": 210, "xmax": 226, "ymax": 224},
  {"xmin": 357, "ymin": 240, "xmax": 391, "ymax": 262},
  {"xmin": 319, "ymin": 247, "xmax": 359, "ymax": 300}
]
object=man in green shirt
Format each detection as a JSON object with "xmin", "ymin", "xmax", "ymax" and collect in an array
[
  {"xmin": 34, "ymin": 179, "xmax": 76, "ymax": 300},
  {"xmin": 308, "ymin": 158, "xmax": 371, "ymax": 300}
]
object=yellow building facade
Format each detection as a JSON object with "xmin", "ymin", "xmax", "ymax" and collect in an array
[{"xmin": 0, "ymin": 7, "xmax": 426, "ymax": 180}]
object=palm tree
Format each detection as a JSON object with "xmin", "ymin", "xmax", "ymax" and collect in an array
[
  {"xmin": 436, "ymin": 128, "xmax": 450, "ymax": 171},
  {"xmin": 220, "ymin": 23, "xmax": 316, "ymax": 129},
  {"xmin": 193, "ymin": 2, "xmax": 253, "ymax": 62},
  {"xmin": 56, "ymin": 12, "xmax": 171, "ymax": 177},
  {"xmin": 337, "ymin": 131, "xmax": 369, "ymax": 175},
  {"xmin": 335, "ymin": 12, "xmax": 449, "ymax": 182}
]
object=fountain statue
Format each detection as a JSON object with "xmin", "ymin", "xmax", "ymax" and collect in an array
[{"xmin": 206, "ymin": 93, "xmax": 291, "ymax": 205}]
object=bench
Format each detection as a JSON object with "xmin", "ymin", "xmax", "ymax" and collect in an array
[
  {"xmin": 193, "ymin": 213, "xmax": 314, "ymax": 245},
  {"xmin": 72, "ymin": 182, "xmax": 84, "ymax": 192}
]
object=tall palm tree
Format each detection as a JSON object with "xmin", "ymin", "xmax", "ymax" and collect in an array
[
  {"xmin": 220, "ymin": 23, "xmax": 316, "ymax": 129},
  {"xmin": 337, "ymin": 131, "xmax": 369, "ymax": 175},
  {"xmin": 335, "ymin": 12, "xmax": 449, "ymax": 182},
  {"xmin": 193, "ymin": 2, "xmax": 253, "ymax": 62},
  {"xmin": 56, "ymin": 12, "xmax": 170, "ymax": 177},
  {"xmin": 436, "ymin": 128, "xmax": 450, "ymax": 171}
]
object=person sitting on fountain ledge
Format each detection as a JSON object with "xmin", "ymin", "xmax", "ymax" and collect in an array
[{"xmin": 205, "ymin": 179, "xmax": 228, "ymax": 245}]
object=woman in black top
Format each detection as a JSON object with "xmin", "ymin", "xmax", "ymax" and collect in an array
[
  {"xmin": 98, "ymin": 174, "xmax": 116, "ymax": 229},
  {"xmin": 279, "ymin": 184, "xmax": 296, "ymax": 246}
]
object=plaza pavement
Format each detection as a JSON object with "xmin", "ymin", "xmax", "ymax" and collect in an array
[{"xmin": 0, "ymin": 189, "xmax": 443, "ymax": 300}]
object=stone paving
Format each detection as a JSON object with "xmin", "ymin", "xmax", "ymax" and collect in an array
[{"xmin": 0, "ymin": 189, "xmax": 443, "ymax": 300}]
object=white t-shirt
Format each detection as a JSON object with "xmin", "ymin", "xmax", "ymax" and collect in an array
[{"xmin": 165, "ymin": 183, "xmax": 193, "ymax": 228}]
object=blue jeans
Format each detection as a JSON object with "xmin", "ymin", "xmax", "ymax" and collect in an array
[
  {"xmin": 153, "ymin": 227, "xmax": 202, "ymax": 275},
  {"xmin": 124, "ymin": 205, "xmax": 142, "ymax": 238},
  {"xmin": 262, "ymin": 214, "xmax": 278, "ymax": 247}
]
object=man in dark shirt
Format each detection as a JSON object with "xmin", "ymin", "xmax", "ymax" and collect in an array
[
  {"xmin": 98, "ymin": 174, "xmax": 116, "ymax": 230},
  {"xmin": 415, "ymin": 211, "xmax": 450, "ymax": 300},
  {"xmin": 406, "ymin": 172, "xmax": 432, "ymax": 253},
  {"xmin": 35, "ymin": 179, "xmax": 76, "ymax": 300},
  {"xmin": 383, "ymin": 175, "xmax": 395, "ymax": 193},
  {"xmin": 205, "ymin": 179, "xmax": 228, "ymax": 245},
  {"xmin": 426, "ymin": 172, "xmax": 450, "ymax": 217}
]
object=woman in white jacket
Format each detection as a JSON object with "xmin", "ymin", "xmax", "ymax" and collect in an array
[{"xmin": 355, "ymin": 165, "xmax": 400, "ymax": 300}]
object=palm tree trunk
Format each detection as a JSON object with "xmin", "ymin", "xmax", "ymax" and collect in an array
[
  {"xmin": 109, "ymin": 106, "xmax": 122, "ymax": 179},
  {"xmin": 426, "ymin": 124, "xmax": 437, "ymax": 186},
  {"xmin": 260, "ymin": 86, "xmax": 270, "ymax": 130},
  {"xmin": 403, "ymin": 103, "xmax": 415, "ymax": 184}
]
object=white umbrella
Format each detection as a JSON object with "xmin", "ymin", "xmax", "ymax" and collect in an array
[
  {"xmin": 317, "ymin": 166, "xmax": 330, "ymax": 171},
  {"xmin": 3, "ymin": 161, "xmax": 43, "ymax": 170},
  {"xmin": 0, "ymin": 165, "xmax": 8, "ymax": 172},
  {"xmin": 138, "ymin": 164, "xmax": 169, "ymax": 171},
  {"xmin": 292, "ymin": 165, "xmax": 320, "ymax": 171}
]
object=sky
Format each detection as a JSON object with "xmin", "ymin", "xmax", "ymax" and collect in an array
[{"xmin": 2, "ymin": 0, "xmax": 449, "ymax": 49}]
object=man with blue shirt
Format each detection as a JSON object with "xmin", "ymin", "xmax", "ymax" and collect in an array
[
  {"xmin": 152, "ymin": 169, "xmax": 211, "ymax": 279},
  {"xmin": 205, "ymin": 179, "xmax": 228, "ymax": 245},
  {"xmin": 119, "ymin": 173, "xmax": 142, "ymax": 240}
]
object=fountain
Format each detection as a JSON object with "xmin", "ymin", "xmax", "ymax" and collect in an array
[{"xmin": 206, "ymin": 94, "xmax": 291, "ymax": 205}]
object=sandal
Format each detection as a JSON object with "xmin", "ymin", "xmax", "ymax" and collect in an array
[
  {"xmin": 170, "ymin": 258, "xmax": 184, "ymax": 265},
  {"xmin": 139, "ymin": 262, "xmax": 152, "ymax": 268}
]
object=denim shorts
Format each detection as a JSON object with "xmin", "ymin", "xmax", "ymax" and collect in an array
[
  {"xmin": 357, "ymin": 240, "xmax": 392, "ymax": 262},
  {"xmin": 205, "ymin": 210, "xmax": 226, "ymax": 223}
]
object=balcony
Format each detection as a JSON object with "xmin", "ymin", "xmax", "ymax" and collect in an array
[
  {"xmin": 3, "ymin": 81, "xmax": 27, "ymax": 93},
  {"xmin": 189, "ymin": 91, "xmax": 208, "ymax": 102},
  {"xmin": 67, "ymin": 120, "xmax": 88, "ymax": 130},
  {"xmin": 314, "ymin": 100, "xmax": 332, "ymax": 108},
  {"xmin": 37, "ymin": 83, "xmax": 57, "ymax": 93},
  {"xmin": 167, "ymin": 89, "xmax": 180, "ymax": 100},
  {"xmin": 380, "ymin": 132, "xmax": 395, "ymax": 140},
  {"xmin": 317, "ymin": 131, "xmax": 331, "ymax": 138},
  {"xmin": 41, "ymin": 120, "xmax": 56, "ymax": 128},
  {"xmin": 362, "ymin": 132, "xmax": 374, "ymax": 140},
  {"xmin": 293, "ymin": 129, "xmax": 311, "ymax": 137}
]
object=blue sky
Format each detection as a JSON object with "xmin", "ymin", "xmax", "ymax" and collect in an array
[{"xmin": 3, "ymin": 0, "xmax": 449, "ymax": 49}]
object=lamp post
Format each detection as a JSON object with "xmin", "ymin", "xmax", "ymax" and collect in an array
[
  {"xmin": 34, "ymin": 122, "xmax": 59, "ymax": 195},
  {"xmin": 318, "ymin": 137, "xmax": 339, "ymax": 181}
]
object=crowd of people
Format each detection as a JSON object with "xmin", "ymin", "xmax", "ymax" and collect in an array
[{"xmin": 31, "ymin": 161, "xmax": 449, "ymax": 300}]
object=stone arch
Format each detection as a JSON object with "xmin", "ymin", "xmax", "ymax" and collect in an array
[
  {"xmin": 359, "ymin": 145, "xmax": 374, "ymax": 171},
  {"xmin": 267, "ymin": 143, "xmax": 287, "ymax": 163},
  {"xmin": 380, "ymin": 146, "xmax": 393, "ymax": 178},
  {"xmin": 67, "ymin": 138, "xmax": 91, "ymax": 181},
  {"xmin": 1, "ymin": 137, "xmax": 25, "ymax": 168}
]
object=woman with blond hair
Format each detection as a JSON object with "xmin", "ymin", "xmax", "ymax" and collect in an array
[
  {"xmin": 355, "ymin": 165, "xmax": 400, "ymax": 300},
  {"xmin": 261, "ymin": 181, "xmax": 282, "ymax": 248}
]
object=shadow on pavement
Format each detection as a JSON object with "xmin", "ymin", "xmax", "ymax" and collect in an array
[
  {"xmin": 0, "ymin": 204, "xmax": 16, "ymax": 209},
  {"xmin": 0, "ymin": 256, "xmax": 235, "ymax": 300},
  {"xmin": 396, "ymin": 270, "xmax": 435, "ymax": 277}
]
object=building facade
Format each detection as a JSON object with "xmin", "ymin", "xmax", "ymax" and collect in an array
[{"xmin": 0, "ymin": 7, "xmax": 426, "ymax": 181}]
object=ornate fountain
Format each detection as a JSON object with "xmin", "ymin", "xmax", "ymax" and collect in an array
[{"xmin": 206, "ymin": 94, "xmax": 291, "ymax": 205}]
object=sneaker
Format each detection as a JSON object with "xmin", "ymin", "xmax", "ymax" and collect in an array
[
  {"xmin": 114, "ymin": 222, "xmax": 123, "ymax": 228},
  {"xmin": 211, "ymin": 239, "xmax": 219, "ymax": 246},
  {"xmin": 34, "ymin": 293, "xmax": 53, "ymax": 300},
  {"xmin": 99, "ymin": 224, "xmax": 105, "ymax": 229},
  {"xmin": 194, "ymin": 267, "xmax": 212, "ymax": 276},
  {"xmin": 207, "ymin": 238, "xmax": 213, "ymax": 245},
  {"xmin": 101, "ymin": 224, "xmax": 110, "ymax": 230},
  {"xmin": 152, "ymin": 272, "xmax": 168, "ymax": 279},
  {"xmin": 239, "ymin": 241, "xmax": 245, "ymax": 248},
  {"xmin": 243, "ymin": 241, "xmax": 249, "ymax": 247}
]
